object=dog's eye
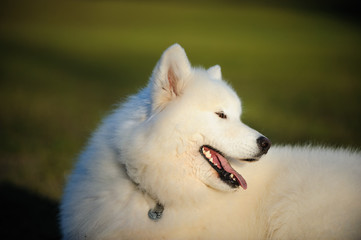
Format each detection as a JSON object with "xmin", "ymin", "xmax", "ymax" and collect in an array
[{"xmin": 215, "ymin": 111, "xmax": 227, "ymax": 119}]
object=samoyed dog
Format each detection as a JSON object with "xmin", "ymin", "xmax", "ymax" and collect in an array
[{"xmin": 60, "ymin": 44, "xmax": 361, "ymax": 240}]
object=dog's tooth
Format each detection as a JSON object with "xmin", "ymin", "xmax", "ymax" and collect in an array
[
  {"xmin": 205, "ymin": 151, "xmax": 211, "ymax": 158},
  {"xmin": 230, "ymin": 174, "xmax": 234, "ymax": 178},
  {"xmin": 209, "ymin": 157, "xmax": 213, "ymax": 163}
]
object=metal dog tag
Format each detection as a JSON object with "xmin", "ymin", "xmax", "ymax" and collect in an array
[{"xmin": 148, "ymin": 203, "xmax": 164, "ymax": 221}]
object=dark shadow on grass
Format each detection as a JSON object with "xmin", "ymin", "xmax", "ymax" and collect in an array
[
  {"xmin": 0, "ymin": 37, "xmax": 123, "ymax": 84},
  {"xmin": 0, "ymin": 182, "xmax": 61, "ymax": 239},
  {"xmin": 0, "ymin": 36, "xmax": 152, "ymax": 96}
]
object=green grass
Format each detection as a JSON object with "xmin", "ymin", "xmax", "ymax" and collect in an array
[{"xmin": 0, "ymin": 0, "xmax": 360, "ymax": 237}]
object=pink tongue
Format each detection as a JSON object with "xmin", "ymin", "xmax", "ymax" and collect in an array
[{"xmin": 211, "ymin": 150, "xmax": 247, "ymax": 190}]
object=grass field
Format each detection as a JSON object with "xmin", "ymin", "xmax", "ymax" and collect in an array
[{"xmin": 1, "ymin": 0, "xmax": 360, "ymax": 238}]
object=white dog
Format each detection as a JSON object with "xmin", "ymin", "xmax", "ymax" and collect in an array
[{"xmin": 60, "ymin": 44, "xmax": 361, "ymax": 240}]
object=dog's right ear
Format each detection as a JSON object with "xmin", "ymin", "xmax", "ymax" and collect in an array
[
  {"xmin": 207, "ymin": 65, "xmax": 222, "ymax": 80},
  {"xmin": 150, "ymin": 44, "xmax": 191, "ymax": 111}
]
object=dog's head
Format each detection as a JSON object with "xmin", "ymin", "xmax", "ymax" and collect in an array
[{"xmin": 121, "ymin": 44, "xmax": 270, "ymax": 202}]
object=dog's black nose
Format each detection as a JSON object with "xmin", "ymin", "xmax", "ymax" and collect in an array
[{"xmin": 257, "ymin": 136, "xmax": 271, "ymax": 154}]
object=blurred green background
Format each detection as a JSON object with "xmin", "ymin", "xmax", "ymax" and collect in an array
[{"xmin": 1, "ymin": 0, "xmax": 360, "ymax": 238}]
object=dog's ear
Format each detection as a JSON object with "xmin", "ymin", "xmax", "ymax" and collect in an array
[
  {"xmin": 207, "ymin": 65, "xmax": 222, "ymax": 80},
  {"xmin": 150, "ymin": 44, "xmax": 191, "ymax": 111}
]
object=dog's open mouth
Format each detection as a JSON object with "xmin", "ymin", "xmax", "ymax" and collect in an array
[{"xmin": 200, "ymin": 145, "xmax": 248, "ymax": 190}]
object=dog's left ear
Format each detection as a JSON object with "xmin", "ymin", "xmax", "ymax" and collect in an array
[{"xmin": 150, "ymin": 44, "xmax": 191, "ymax": 111}]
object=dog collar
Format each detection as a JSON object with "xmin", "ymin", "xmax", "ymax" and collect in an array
[{"xmin": 122, "ymin": 163, "xmax": 165, "ymax": 221}]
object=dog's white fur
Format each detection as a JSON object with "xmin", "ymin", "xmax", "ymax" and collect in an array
[{"xmin": 60, "ymin": 44, "xmax": 361, "ymax": 240}]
